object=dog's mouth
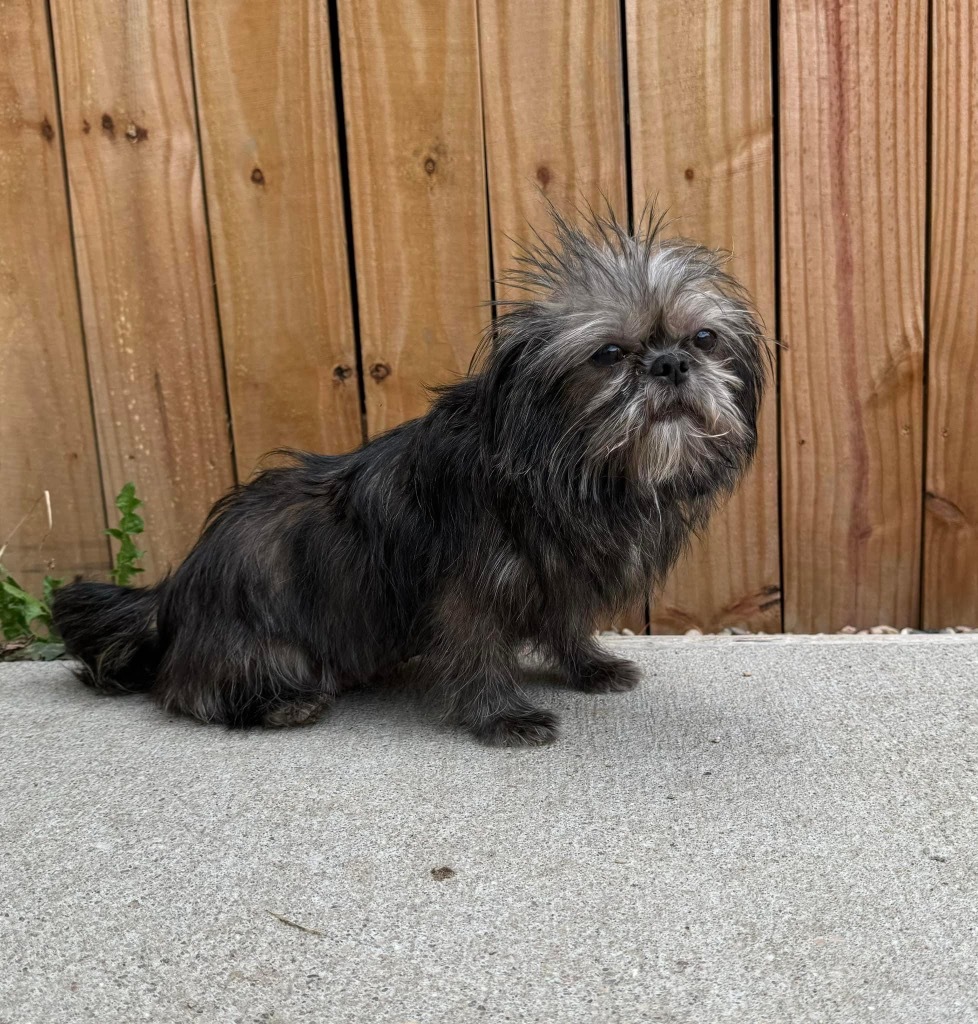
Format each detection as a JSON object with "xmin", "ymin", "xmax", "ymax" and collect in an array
[
  {"xmin": 654, "ymin": 403, "xmax": 688, "ymax": 422},
  {"xmin": 648, "ymin": 396, "xmax": 701, "ymax": 427},
  {"xmin": 638, "ymin": 378, "xmax": 742, "ymax": 441}
]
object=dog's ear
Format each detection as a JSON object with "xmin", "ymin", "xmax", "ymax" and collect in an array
[
  {"xmin": 473, "ymin": 305, "xmax": 555, "ymax": 465},
  {"xmin": 479, "ymin": 334, "xmax": 523, "ymax": 399},
  {"xmin": 729, "ymin": 320, "xmax": 770, "ymax": 433},
  {"xmin": 475, "ymin": 306, "xmax": 542, "ymax": 406}
]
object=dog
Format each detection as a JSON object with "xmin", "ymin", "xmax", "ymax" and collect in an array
[{"xmin": 53, "ymin": 205, "xmax": 769, "ymax": 745}]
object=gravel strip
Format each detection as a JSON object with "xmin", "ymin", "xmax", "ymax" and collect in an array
[{"xmin": 601, "ymin": 625, "xmax": 978, "ymax": 638}]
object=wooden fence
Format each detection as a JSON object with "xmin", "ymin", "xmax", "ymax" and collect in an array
[{"xmin": 1, "ymin": 1, "xmax": 975, "ymax": 632}]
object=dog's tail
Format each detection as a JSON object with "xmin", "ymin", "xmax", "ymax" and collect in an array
[{"xmin": 52, "ymin": 580, "xmax": 164, "ymax": 694}]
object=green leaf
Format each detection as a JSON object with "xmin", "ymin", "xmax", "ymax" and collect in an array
[
  {"xmin": 40, "ymin": 576, "xmax": 62, "ymax": 636},
  {"xmin": 1, "ymin": 580, "xmax": 44, "ymax": 632},
  {"xmin": 108, "ymin": 482, "xmax": 146, "ymax": 586},
  {"xmin": 0, "ymin": 590, "xmax": 31, "ymax": 641},
  {"xmin": 0, "ymin": 567, "xmax": 53, "ymax": 642},
  {"xmin": 2, "ymin": 639, "xmax": 66, "ymax": 662},
  {"xmin": 42, "ymin": 575, "xmax": 63, "ymax": 607},
  {"xmin": 115, "ymin": 482, "xmax": 143, "ymax": 520},
  {"xmin": 34, "ymin": 640, "xmax": 66, "ymax": 661},
  {"xmin": 117, "ymin": 511, "xmax": 144, "ymax": 534},
  {"xmin": 0, "ymin": 565, "xmax": 30, "ymax": 640}
]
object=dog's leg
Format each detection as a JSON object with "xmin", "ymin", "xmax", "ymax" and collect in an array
[
  {"xmin": 446, "ymin": 658, "xmax": 559, "ymax": 746},
  {"xmin": 547, "ymin": 633, "xmax": 642, "ymax": 694},
  {"xmin": 428, "ymin": 608, "xmax": 558, "ymax": 746},
  {"xmin": 157, "ymin": 638, "xmax": 337, "ymax": 728},
  {"xmin": 259, "ymin": 651, "xmax": 339, "ymax": 729}
]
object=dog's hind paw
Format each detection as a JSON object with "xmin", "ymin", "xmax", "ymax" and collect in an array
[
  {"xmin": 470, "ymin": 708, "xmax": 559, "ymax": 747},
  {"xmin": 262, "ymin": 698, "xmax": 330, "ymax": 729}
]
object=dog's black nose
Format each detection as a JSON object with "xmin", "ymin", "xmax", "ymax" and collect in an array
[{"xmin": 649, "ymin": 352, "xmax": 689, "ymax": 386}]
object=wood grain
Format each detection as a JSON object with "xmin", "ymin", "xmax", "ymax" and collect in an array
[
  {"xmin": 337, "ymin": 0, "xmax": 491, "ymax": 435},
  {"xmin": 50, "ymin": 0, "xmax": 235, "ymax": 577},
  {"xmin": 627, "ymin": 0, "xmax": 780, "ymax": 633},
  {"xmin": 0, "ymin": 0, "xmax": 107, "ymax": 591},
  {"xmin": 478, "ymin": 0, "xmax": 627, "ymax": 292},
  {"xmin": 780, "ymin": 1, "xmax": 926, "ymax": 631},
  {"xmin": 187, "ymin": 2, "xmax": 362, "ymax": 477},
  {"xmin": 924, "ymin": 0, "xmax": 978, "ymax": 627}
]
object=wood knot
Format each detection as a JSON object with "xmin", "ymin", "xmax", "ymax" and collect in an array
[
  {"xmin": 40, "ymin": 118, "xmax": 55, "ymax": 142},
  {"xmin": 82, "ymin": 119, "xmax": 91, "ymax": 134},
  {"xmin": 125, "ymin": 122, "xmax": 149, "ymax": 143},
  {"xmin": 684, "ymin": 167, "xmax": 695, "ymax": 180},
  {"xmin": 925, "ymin": 491, "xmax": 968, "ymax": 528},
  {"xmin": 251, "ymin": 167, "xmax": 266, "ymax": 186},
  {"xmin": 423, "ymin": 157, "xmax": 436, "ymax": 175},
  {"xmin": 101, "ymin": 113, "xmax": 115, "ymax": 137},
  {"xmin": 369, "ymin": 362, "xmax": 391, "ymax": 382},
  {"xmin": 333, "ymin": 364, "xmax": 353, "ymax": 382},
  {"xmin": 535, "ymin": 165, "xmax": 552, "ymax": 188}
]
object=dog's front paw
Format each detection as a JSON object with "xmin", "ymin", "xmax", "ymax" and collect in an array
[
  {"xmin": 471, "ymin": 708, "xmax": 559, "ymax": 747},
  {"xmin": 573, "ymin": 657, "xmax": 642, "ymax": 694}
]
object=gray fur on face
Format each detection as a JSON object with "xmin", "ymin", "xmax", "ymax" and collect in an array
[{"xmin": 483, "ymin": 204, "xmax": 769, "ymax": 491}]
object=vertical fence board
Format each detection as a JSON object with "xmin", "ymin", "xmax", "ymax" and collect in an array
[
  {"xmin": 479, "ymin": 0, "xmax": 637, "ymax": 630},
  {"xmin": 187, "ymin": 2, "xmax": 362, "ymax": 477},
  {"xmin": 479, "ymin": 0, "xmax": 626, "ymax": 289},
  {"xmin": 337, "ymin": 0, "xmax": 490, "ymax": 435},
  {"xmin": 780, "ymin": 1, "xmax": 926, "ymax": 631},
  {"xmin": 924, "ymin": 0, "xmax": 978, "ymax": 627},
  {"xmin": 0, "ymin": 0, "xmax": 106, "ymax": 591},
  {"xmin": 628, "ymin": 0, "xmax": 780, "ymax": 633},
  {"xmin": 50, "ymin": 0, "xmax": 234, "ymax": 577}
]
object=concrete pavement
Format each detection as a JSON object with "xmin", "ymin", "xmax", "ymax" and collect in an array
[{"xmin": 1, "ymin": 635, "xmax": 977, "ymax": 1023}]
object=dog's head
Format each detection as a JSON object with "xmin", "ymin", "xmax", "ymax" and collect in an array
[{"xmin": 478, "ymin": 205, "xmax": 769, "ymax": 498}]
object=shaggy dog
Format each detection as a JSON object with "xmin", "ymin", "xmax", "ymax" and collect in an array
[{"xmin": 54, "ymin": 206, "xmax": 768, "ymax": 745}]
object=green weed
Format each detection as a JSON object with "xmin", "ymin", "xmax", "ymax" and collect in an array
[
  {"xmin": 0, "ymin": 482, "xmax": 146, "ymax": 661},
  {"xmin": 106, "ymin": 482, "xmax": 145, "ymax": 587}
]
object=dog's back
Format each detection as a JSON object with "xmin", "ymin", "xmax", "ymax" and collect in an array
[{"xmin": 52, "ymin": 442, "xmax": 433, "ymax": 727}]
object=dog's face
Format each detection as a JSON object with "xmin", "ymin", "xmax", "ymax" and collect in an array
[{"xmin": 483, "ymin": 209, "xmax": 768, "ymax": 495}]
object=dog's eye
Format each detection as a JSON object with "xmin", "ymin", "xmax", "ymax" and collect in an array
[
  {"xmin": 693, "ymin": 328, "xmax": 718, "ymax": 351},
  {"xmin": 591, "ymin": 344, "xmax": 625, "ymax": 366}
]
